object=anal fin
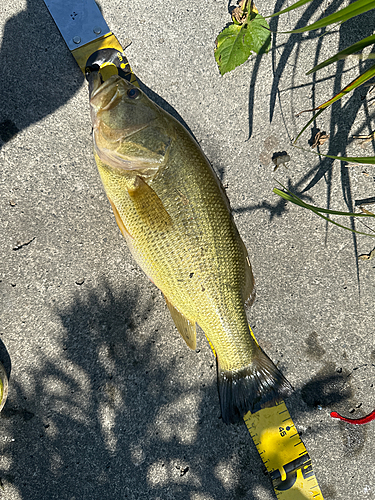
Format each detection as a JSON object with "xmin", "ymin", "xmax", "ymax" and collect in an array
[{"xmin": 164, "ymin": 296, "xmax": 197, "ymax": 350}]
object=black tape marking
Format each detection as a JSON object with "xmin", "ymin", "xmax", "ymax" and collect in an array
[{"xmin": 270, "ymin": 453, "xmax": 314, "ymax": 491}]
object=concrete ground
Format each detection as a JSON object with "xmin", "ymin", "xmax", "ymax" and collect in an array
[{"xmin": 1, "ymin": 0, "xmax": 375, "ymax": 499}]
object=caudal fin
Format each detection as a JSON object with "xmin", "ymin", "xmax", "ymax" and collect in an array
[{"xmin": 217, "ymin": 348, "xmax": 293, "ymax": 424}]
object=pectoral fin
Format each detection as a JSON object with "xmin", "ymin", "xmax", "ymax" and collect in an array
[
  {"xmin": 128, "ymin": 176, "xmax": 172, "ymax": 232},
  {"xmin": 164, "ymin": 296, "xmax": 196, "ymax": 350}
]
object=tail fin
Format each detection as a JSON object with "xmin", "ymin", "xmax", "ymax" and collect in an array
[{"xmin": 217, "ymin": 348, "xmax": 293, "ymax": 424}]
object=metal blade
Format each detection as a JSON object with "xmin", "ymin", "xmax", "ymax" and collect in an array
[{"xmin": 43, "ymin": 0, "xmax": 110, "ymax": 51}]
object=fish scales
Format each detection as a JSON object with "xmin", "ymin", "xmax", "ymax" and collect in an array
[
  {"xmin": 96, "ymin": 126, "xmax": 252, "ymax": 368},
  {"xmin": 89, "ymin": 74, "xmax": 292, "ymax": 423}
]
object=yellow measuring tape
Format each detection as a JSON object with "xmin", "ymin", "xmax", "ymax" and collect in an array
[
  {"xmin": 208, "ymin": 326, "xmax": 324, "ymax": 498},
  {"xmin": 245, "ymin": 328, "xmax": 324, "ymax": 499},
  {"xmin": 244, "ymin": 403, "xmax": 323, "ymax": 499},
  {"xmin": 43, "ymin": 5, "xmax": 325, "ymax": 496}
]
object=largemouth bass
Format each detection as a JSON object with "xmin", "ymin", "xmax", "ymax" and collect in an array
[{"xmin": 89, "ymin": 73, "xmax": 292, "ymax": 424}]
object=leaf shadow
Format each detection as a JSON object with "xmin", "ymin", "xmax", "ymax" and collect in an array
[{"xmin": 267, "ymin": 0, "xmax": 345, "ymax": 125}]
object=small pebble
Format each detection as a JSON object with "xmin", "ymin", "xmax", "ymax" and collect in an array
[
  {"xmin": 336, "ymin": 367, "xmax": 342, "ymax": 373},
  {"xmin": 356, "ymin": 403, "xmax": 362, "ymax": 408},
  {"xmin": 9, "ymin": 200, "xmax": 16, "ymax": 207},
  {"xmin": 180, "ymin": 466, "xmax": 189, "ymax": 477},
  {"xmin": 272, "ymin": 152, "xmax": 290, "ymax": 171},
  {"xmin": 75, "ymin": 278, "xmax": 85, "ymax": 285},
  {"xmin": 349, "ymin": 408, "xmax": 355, "ymax": 413},
  {"xmin": 272, "ymin": 153, "xmax": 290, "ymax": 166}
]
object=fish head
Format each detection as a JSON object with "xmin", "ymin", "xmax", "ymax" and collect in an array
[{"xmin": 89, "ymin": 74, "xmax": 172, "ymax": 175}]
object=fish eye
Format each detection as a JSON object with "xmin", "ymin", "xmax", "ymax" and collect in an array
[{"xmin": 127, "ymin": 88, "xmax": 140, "ymax": 99}]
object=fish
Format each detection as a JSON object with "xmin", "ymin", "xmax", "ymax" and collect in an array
[{"xmin": 88, "ymin": 72, "xmax": 292, "ymax": 424}]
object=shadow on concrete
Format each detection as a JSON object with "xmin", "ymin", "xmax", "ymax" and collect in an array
[
  {"xmin": 244, "ymin": 0, "xmax": 375, "ymax": 274},
  {"xmin": 0, "ymin": 0, "xmax": 84, "ymax": 146},
  {"xmin": 0, "ymin": 279, "xmax": 357, "ymax": 499}
]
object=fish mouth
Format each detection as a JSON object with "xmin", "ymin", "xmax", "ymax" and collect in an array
[
  {"xmin": 88, "ymin": 71, "xmax": 124, "ymax": 111},
  {"xmin": 86, "ymin": 66, "xmax": 103, "ymax": 99}
]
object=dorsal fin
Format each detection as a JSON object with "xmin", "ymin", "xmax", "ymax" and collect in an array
[{"xmin": 239, "ymin": 237, "xmax": 256, "ymax": 307}]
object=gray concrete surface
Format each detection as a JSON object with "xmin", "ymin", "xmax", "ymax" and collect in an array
[{"xmin": 1, "ymin": 0, "xmax": 375, "ymax": 499}]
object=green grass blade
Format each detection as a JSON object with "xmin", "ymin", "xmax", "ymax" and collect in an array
[
  {"xmin": 308, "ymin": 152, "xmax": 375, "ymax": 164},
  {"xmin": 293, "ymin": 108, "xmax": 324, "ymax": 144},
  {"xmin": 316, "ymin": 63, "xmax": 375, "ymax": 109},
  {"xmin": 273, "ymin": 186, "xmax": 375, "ymax": 237},
  {"xmin": 285, "ymin": 0, "xmax": 375, "ymax": 33},
  {"xmin": 311, "ymin": 209, "xmax": 375, "ymax": 237},
  {"xmin": 266, "ymin": 0, "xmax": 313, "ymax": 18},
  {"xmin": 273, "ymin": 186, "xmax": 375, "ymax": 217},
  {"xmin": 306, "ymin": 33, "xmax": 375, "ymax": 75},
  {"xmin": 292, "ymin": 144, "xmax": 375, "ymax": 165}
]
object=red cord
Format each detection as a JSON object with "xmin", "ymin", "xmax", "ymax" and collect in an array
[{"xmin": 330, "ymin": 409, "xmax": 375, "ymax": 425}]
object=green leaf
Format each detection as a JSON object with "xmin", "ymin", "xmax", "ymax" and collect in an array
[
  {"xmin": 306, "ymin": 33, "xmax": 375, "ymax": 75},
  {"xmin": 215, "ymin": 14, "xmax": 271, "ymax": 75},
  {"xmin": 293, "ymin": 144, "xmax": 375, "ymax": 165},
  {"xmin": 246, "ymin": 14, "xmax": 271, "ymax": 54},
  {"xmin": 329, "ymin": 155, "xmax": 375, "ymax": 165},
  {"xmin": 273, "ymin": 184, "xmax": 375, "ymax": 217},
  {"xmin": 285, "ymin": 0, "xmax": 375, "ymax": 34},
  {"xmin": 215, "ymin": 24, "xmax": 249, "ymax": 76}
]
